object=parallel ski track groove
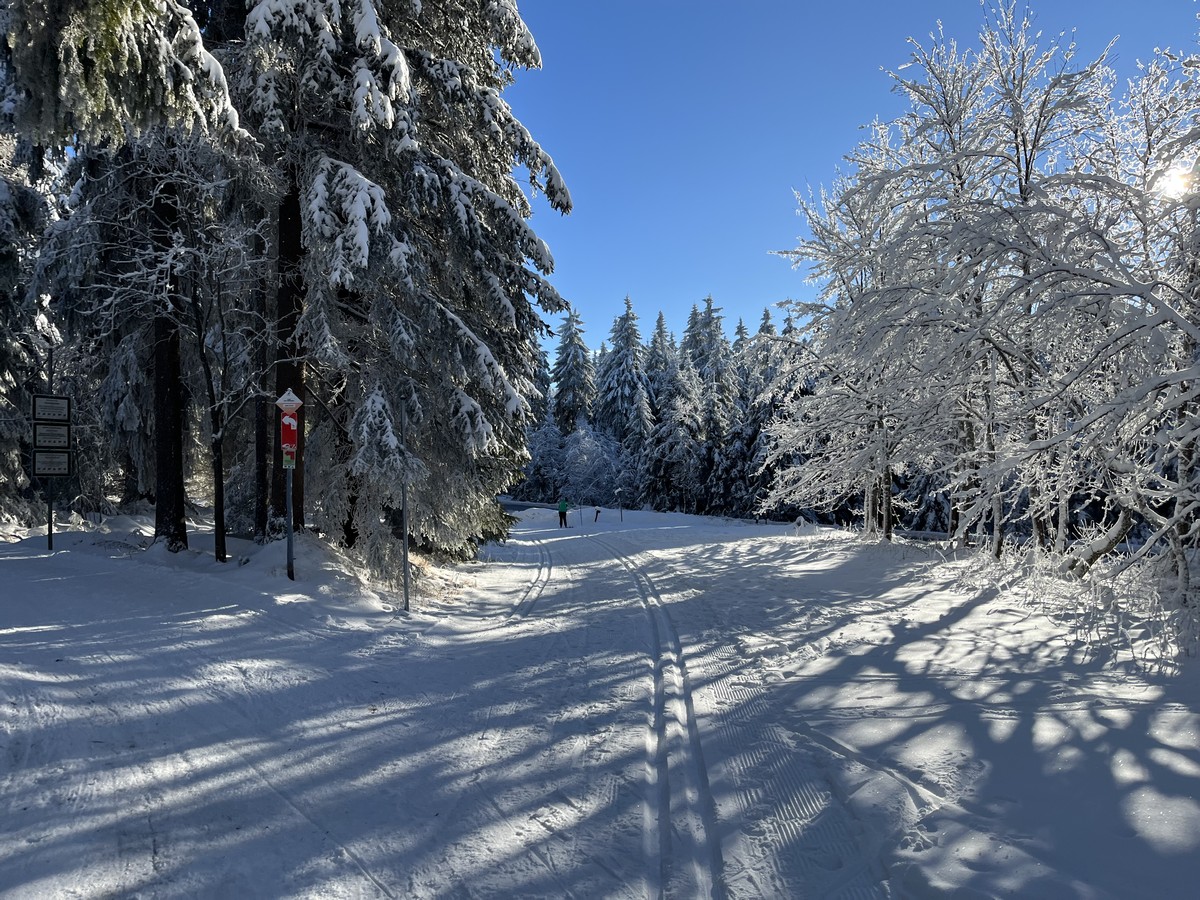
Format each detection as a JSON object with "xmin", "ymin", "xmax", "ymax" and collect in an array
[
  {"xmin": 506, "ymin": 538, "xmax": 553, "ymax": 621},
  {"xmin": 587, "ymin": 534, "xmax": 726, "ymax": 900}
]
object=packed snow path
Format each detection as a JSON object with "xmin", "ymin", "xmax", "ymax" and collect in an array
[{"xmin": 2, "ymin": 508, "xmax": 1198, "ymax": 898}]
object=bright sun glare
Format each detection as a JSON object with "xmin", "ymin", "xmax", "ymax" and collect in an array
[{"xmin": 1159, "ymin": 165, "xmax": 1195, "ymax": 200}]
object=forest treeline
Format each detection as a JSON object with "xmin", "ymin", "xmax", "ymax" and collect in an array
[{"xmin": 511, "ymin": 296, "xmax": 801, "ymax": 520}]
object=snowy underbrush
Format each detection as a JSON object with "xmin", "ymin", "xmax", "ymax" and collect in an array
[
  {"xmin": 932, "ymin": 538, "xmax": 1198, "ymax": 670},
  {"xmin": 836, "ymin": 526, "xmax": 1198, "ymax": 668},
  {"xmin": 0, "ymin": 507, "xmax": 464, "ymax": 619}
]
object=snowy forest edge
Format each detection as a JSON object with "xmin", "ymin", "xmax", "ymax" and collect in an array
[{"xmin": 0, "ymin": 2, "xmax": 1198, "ymax": 657}]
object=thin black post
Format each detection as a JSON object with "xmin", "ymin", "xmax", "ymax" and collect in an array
[
  {"xmin": 46, "ymin": 346, "xmax": 53, "ymax": 551},
  {"xmin": 285, "ymin": 468, "xmax": 295, "ymax": 580},
  {"xmin": 400, "ymin": 406, "xmax": 410, "ymax": 611}
]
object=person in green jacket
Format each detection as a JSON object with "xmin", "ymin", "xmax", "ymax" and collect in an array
[{"xmin": 558, "ymin": 498, "xmax": 568, "ymax": 528}]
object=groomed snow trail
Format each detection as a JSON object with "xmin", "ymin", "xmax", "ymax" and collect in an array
[
  {"xmin": 573, "ymin": 526, "xmax": 889, "ymax": 900},
  {"xmin": 584, "ymin": 533, "xmax": 725, "ymax": 898},
  {"xmin": 4, "ymin": 509, "xmax": 1198, "ymax": 898}
]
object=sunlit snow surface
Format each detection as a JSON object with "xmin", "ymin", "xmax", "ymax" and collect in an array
[{"xmin": 1, "ymin": 508, "xmax": 1197, "ymax": 898}]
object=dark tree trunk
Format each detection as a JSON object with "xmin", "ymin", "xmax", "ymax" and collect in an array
[
  {"xmin": 253, "ymin": 229, "xmax": 270, "ymax": 542},
  {"xmin": 150, "ymin": 176, "xmax": 188, "ymax": 551},
  {"xmin": 152, "ymin": 305, "xmax": 188, "ymax": 550},
  {"xmin": 187, "ymin": 280, "xmax": 228, "ymax": 563},
  {"xmin": 270, "ymin": 174, "xmax": 306, "ymax": 531},
  {"xmin": 211, "ymin": 439, "xmax": 227, "ymax": 561}
]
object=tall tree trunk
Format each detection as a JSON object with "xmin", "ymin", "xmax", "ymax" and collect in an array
[
  {"xmin": 882, "ymin": 465, "xmax": 893, "ymax": 541},
  {"xmin": 211, "ymin": 438, "xmax": 227, "ymax": 561},
  {"xmin": 187, "ymin": 278, "xmax": 228, "ymax": 563},
  {"xmin": 253, "ymin": 229, "xmax": 270, "ymax": 542},
  {"xmin": 271, "ymin": 174, "xmax": 306, "ymax": 531},
  {"xmin": 151, "ymin": 175, "xmax": 188, "ymax": 551},
  {"xmin": 152, "ymin": 305, "xmax": 188, "ymax": 550}
]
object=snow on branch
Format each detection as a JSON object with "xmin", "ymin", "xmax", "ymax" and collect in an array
[
  {"xmin": 438, "ymin": 158, "xmax": 553, "ymax": 273},
  {"xmin": 434, "ymin": 298, "xmax": 527, "ymax": 423},
  {"xmin": 350, "ymin": 384, "xmax": 405, "ymax": 482},
  {"xmin": 484, "ymin": 0, "xmax": 541, "ymax": 69},
  {"xmin": 9, "ymin": 0, "xmax": 248, "ymax": 143},
  {"xmin": 306, "ymin": 156, "xmax": 392, "ymax": 288}
]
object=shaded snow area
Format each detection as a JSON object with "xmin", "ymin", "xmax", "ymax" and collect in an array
[{"xmin": 2, "ymin": 508, "xmax": 1198, "ymax": 898}]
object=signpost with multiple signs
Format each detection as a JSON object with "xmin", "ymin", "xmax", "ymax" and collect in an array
[{"xmin": 31, "ymin": 394, "xmax": 73, "ymax": 549}]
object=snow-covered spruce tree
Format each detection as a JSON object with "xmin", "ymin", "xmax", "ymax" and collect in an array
[
  {"xmin": 0, "ymin": 133, "xmax": 50, "ymax": 521},
  {"xmin": 551, "ymin": 307, "xmax": 595, "ymax": 434},
  {"xmin": 2, "ymin": 0, "xmax": 241, "ymax": 145},
  {"xmin": 712, "ymin": 312, "xmax": 778, "ymax": 519},
  {"xmin": 644, "ymin": 310, "xmax": 676, "ymax": 424},
  {"xmin": 235, "ymin": 0, "xmax": 570, "ymax": 561},
  {"xmin": 528, "ymin": 345, "xmax": 552, "ymax": 425},
  {"xmin": 594, "ymin": 296, "xmax": 653, "ymax": 456},
  {"xmin": 645, "ymin": 351, "xmax": 705, "ymax": 513},
  {"xmin": 3, "ymin": 0, "xmax": 246, "ymax": 545},
  {"xmin": 680, "ymin": 296, "xmax": 738, "ymax": 514}
]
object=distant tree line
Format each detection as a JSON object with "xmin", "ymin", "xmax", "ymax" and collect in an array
[{"xmin": 512, "ymin": 295, "xmax": 809, "ymax": 521}]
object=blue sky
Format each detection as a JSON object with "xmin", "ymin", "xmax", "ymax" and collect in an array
[{"xmin": 505, "ymin": 0, "xmax": 1200, "ymax": 347}]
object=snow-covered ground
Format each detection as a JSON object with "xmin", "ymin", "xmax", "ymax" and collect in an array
[{"xmin": 2, "ymin": 506, "xmax": 1198, "ymax": 898}]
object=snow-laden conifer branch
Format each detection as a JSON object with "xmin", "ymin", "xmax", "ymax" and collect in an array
[
  {"xmin": 305, "ymin": 156, "xmax": 392, "ymax": 288},
  {"xmin": 7, "ymin": 0, "xmax": 247, "ymax": 144}
]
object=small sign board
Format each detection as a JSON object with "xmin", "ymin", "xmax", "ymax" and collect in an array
[
  {"xmin": 276, "ymin": 389, "xmax": 303, "ymax": 470},
  {"xmin": 280, "ymin": 412, "xmax": 299, "ymax": 470},
  {"xmin": 33, "ymin": 395, "xmax": 71, "ymax": 422},
  {"xmin": 33, "ymin": 423, "xmax": 71, "ymax": 449},
  {"xmin": 275, "ymin": 389, "xmax": 303, "ymax": 413},
  {"xmin": 33, "ymin": 450, "xmax": 73, "ymax": 478}
]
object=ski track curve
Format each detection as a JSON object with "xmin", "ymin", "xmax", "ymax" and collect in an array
[{"xmin": 504, "ymin": 537, "xmax": 553, "ymax": 621}]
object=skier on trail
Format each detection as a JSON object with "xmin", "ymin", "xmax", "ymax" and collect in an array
[{"xmin": 558, "ymin": 499, "xmax": 569, "ymax": 528}]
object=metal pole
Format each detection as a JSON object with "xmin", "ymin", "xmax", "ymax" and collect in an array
[
  {"xmin": 400, "ymin": 406, "xmax": 410, "ymax": 612},
  {"xmin": 46, "ymin": 346, "xmax": 53, "ymax": 551},
  {"xmin": 285, "ymin": 468, "xmax": 295, "ymax": 580}
]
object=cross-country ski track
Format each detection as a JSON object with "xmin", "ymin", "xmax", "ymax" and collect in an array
[{"xmin": 2, "ymin": 505, "xmax": 1198, "ymax": 898}]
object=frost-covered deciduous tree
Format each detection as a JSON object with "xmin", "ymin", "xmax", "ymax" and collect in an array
[
  {"xmin": 770, "ymin": 1, "xmax": 1200, "ymax": 648},
  {"xmin": 559, "ymin": 421, "xmax": 619, "ymax": 506}
]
